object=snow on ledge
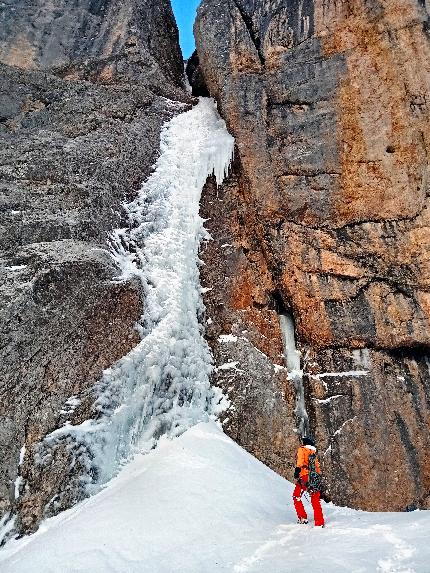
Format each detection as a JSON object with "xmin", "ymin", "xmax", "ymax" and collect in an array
[
  {"xmin": 311, "ymin": 370, "xmax": 369, "ymax": 379},
  {"xmin": 218, "ymin": 334, "xmax": 238, "ymax": 343},
  {"xmin": 314, "ymin": 394, "xmax": 346, "ymax": 404}
]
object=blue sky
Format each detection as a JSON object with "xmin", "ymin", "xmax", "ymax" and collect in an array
[{"xmin": 171, "ymin": 0, "xmax": 201, "ymax": 58}]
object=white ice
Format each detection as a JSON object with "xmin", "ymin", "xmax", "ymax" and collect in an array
[
  {"xmin": 18, "ymin": 446, "xmax": 26, "ymax": 466},
  {"xmin": 1, "ymin": 422, "xmax": 429, "ymax": 573},
  {"xmin": 279, "ymin": 313, "xmax": 309, "ymax": 436},
  {"xmin": 352, "ymin": 348, "xmax": 371, "ymax": 369},
  {"xmin": 218, "ymin": 334, "xmax": 238, "ymax": 343},
  {"xmin": 273, "ymin": 364, "xmax": 287, "ymax": 373},
  {"xmin": 13, "ymin": 478, "xmax": 23, "ymax": 501},
  {"xmin": 13, "ymin": 446, "xmax": 26, "ymax": 501},
  {"xmin": 4, "ymin": 265, "xmax": 27, "ymax": 271},
  {"xmin": 216, "ymin": 361, "xmax": 244, "ymax": 373},
  {"xmin": 59, "ymin": 396, "xmax": 81, "ymax": 415}
]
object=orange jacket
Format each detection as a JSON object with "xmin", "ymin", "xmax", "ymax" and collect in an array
[{"xmin": 296, "ymin": 445, "xmax": 321, "ymax": 478}]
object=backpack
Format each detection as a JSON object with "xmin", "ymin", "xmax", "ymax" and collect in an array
[{"xmin": 307, "ymin": 452, "xmax": 322, "ymax": 493}]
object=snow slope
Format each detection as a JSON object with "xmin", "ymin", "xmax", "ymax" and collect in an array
[{"xmin": 1, "ymin": 422, "xmax": 429, "ymax": 573}]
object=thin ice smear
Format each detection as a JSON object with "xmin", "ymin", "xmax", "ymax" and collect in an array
[{"xmin": 40, "ymin": 98, "xmax": 234, "ymax": 490}]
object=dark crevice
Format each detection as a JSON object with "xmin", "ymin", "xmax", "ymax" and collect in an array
[
  {"xmin": 279, "ymin": 340, "xmax": 430, "ymax": 357},
  {"xmin": 270, "ymin": 290, "xmax": 288, "ymax": 314},
  {"xmin": 321, "ymin": 271, "xmax": 421, "ymax": 299},
  {"xmin": 417, "ymin": 0, "xmax": 430, "ymax": 37},
  {"xmin": 278, "ymin": 170, "xmax": 341, "ymax": 178},
  {"xmin": 231, "ymin": 0, "xmax": 265, "ymax": 66},
  {"xmin": 387, "ymin": 344, "xmax": 430, "ymax": 360},
  {"xmin": 185, "ymin": 51, "xmax": 210, "ymax": 97},
  {"xmin": 394, "ymin": 412, "xmax": 422, "ymax": 492},
  {"xmin": 302, "ymin": 339, "xmax": 430, "ymax": 354},
  {"xmin": 267, "ymin": 98, "xmax": 315, "ymax": 109},
  {"xmin": 277, "ymin": 197, "xmax": 428, "ymax": 233}
]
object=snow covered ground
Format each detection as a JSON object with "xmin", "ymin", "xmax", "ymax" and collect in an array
[{"xmin": 1, "ymin": 422, "xmax": 429, "ymax": 573}]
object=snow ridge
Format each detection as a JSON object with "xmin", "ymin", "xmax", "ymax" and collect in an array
[
  {"xmin": 2, "ymin": 423, "xmax": 430, "ymax": 573},
  {"xmin": 40, "ymin": 99, "xmax": 234, "ymax": 489}
]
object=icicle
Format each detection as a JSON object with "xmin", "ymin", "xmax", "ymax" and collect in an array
[{"xmin": 0, "ymin": 513, "xmax": 16, "ymax": 547}]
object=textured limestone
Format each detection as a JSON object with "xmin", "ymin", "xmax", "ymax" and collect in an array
[
  {"xmin": 196, "ymin": 0, "xmax": 430, "ymax": 510},
  {"xmin": 0, "ymin": 0, "xmax": 189, "ymax": 533},
  {"xmin": 200, "ymin": 169, "xmax": 297, "ymax": 478},
  {"xmin": 0, "ymin": 0, "xmax": 183, "ymax": 86}
]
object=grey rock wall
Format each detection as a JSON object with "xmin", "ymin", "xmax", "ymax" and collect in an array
[
  {"xmin": 0, "ymin": 0, "xmax": 190, "ymax": 533},
  {"xmin": 0, "ymin": 0, "xmax": 184, "ymax": 86}
]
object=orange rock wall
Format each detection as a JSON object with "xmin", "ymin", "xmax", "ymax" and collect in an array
[{"xmin": 196, "ymin": 0, "xmax": 430, "ymax": 510}]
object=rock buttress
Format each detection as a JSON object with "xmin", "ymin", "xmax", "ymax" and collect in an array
[
  {"xmin": 0, "ymin": 0, "xmax": 190, "ymax": 534},
  {"xmin": 196, "ymin": 0, "xmax": 430, "ymax": 511},
  {"xmin": 0, "ymin": 0, "xmax": 184, "ymax": 86}
]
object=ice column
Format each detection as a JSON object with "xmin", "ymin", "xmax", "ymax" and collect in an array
[{"xmin": 279, "ymin": 313, "xmax": 309, "ymax": 437}]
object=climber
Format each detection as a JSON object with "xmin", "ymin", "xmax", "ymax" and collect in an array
[{"xmin": 293, "ymin": 436, "xmax": 325, "ymax": 527}]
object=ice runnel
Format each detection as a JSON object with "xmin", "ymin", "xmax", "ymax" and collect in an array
[{"xmin": 76, "ymin": 99, "xmax": 234, "ymax": 486}]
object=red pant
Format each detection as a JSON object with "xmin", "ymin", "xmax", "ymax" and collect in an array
[{"xmin": 293, "ymin": 477, "xmax": 324, "ymax": 526}]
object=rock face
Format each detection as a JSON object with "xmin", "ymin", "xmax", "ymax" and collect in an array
[
  {"xmin": 0, "ymin": 0, "xmax": 189, "ymax": 533},
  {"xmin": 0, "ymin": 0, "xmax": 183, "ymax": 85},
  {"xmin": 195, "ymin": 0, "xmax": 430, "ymax": 511},
  {"xmin": 2, "ymin": 0, "xmax": 430, "ymax": 536}
]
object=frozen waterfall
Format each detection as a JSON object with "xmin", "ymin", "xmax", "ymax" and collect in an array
[
  {"xmin": 47, "ymin": 99, "xmax": 234, "ymax": 488},
  {"xmin": 98, "ymin": 98, "xmax": 234, "ymax": 481}
]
